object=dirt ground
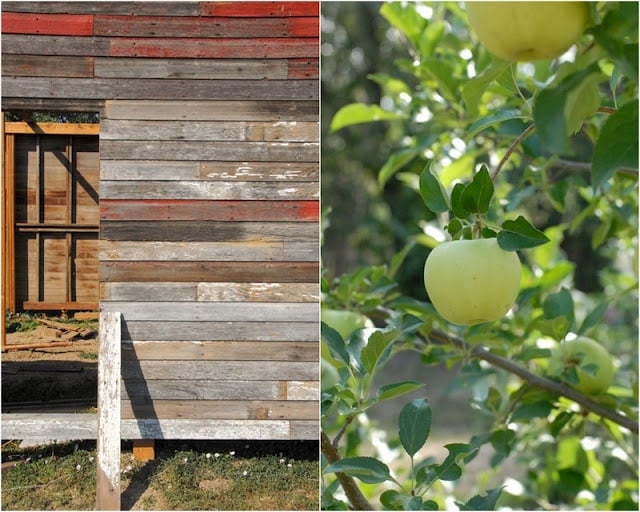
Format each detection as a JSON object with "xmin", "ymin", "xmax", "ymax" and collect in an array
[{"xmin": 3, "ymin": 327, "xmax": 98, "ymax": 362}]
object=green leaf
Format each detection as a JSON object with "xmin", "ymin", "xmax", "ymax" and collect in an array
[
  {"xmin": 543, "ymin": 287, "xmax": 575, "ymax": 328},
  {"xmin": 380, "ymin": 2, "xmax": 426, "ymax": 49},
  {"xmin": 420, "ymin": 58, "xmax": 459, "ymax": 102},
  {"xmin": 377, "ymin": 381, "xmax": 425, "ymax": 403},
  {"xmin": 592, "ymin": 99, "xmax": 639, "ymax": 190},
  {"xmin": 361, "ymin": 330, "xmax": 398, "ymax": 375},
  {"xmin": 450, "ymin": 182, "xmax": 470, "ymax": 219},
  {"xmin": 381, "ymin": 491, "xmax": 435, "ymax": 511},
  {"xmin": 564, "ymin": 72, "xmax": 601, "ymax": 135},
  {"xmin": 456, "ymin": 487, "xmax": 503, "ymax": 511},
  {"xmin": 591, "ymin": 4, "xmax": 639, "ymax": 81},
  {"xmin": 579, "ymin": 302, "xmax": 609, "ymax": 336},
  {"xmin": 324, "ymin": 456, "xmax": 392, "ymax": 484},
  {"xmin": 467, "ymin": 109, "xmax": 526, "ymax": 139},
  {"xmin": 498, "ymin": 216, "xmax": 550, "ymax": 250},
  {"xmin": 378, "ymin": 148, "xmax": 419, "ymax": 189},
  {"xmin": 460, "ymin": 165, "xmax": 493, "ymax": 214},
  {"xmin": 533, "ymin": 64, "xmax": 602, "ymax": 154},
  {"xmin": 511, "ymin": 400, "xmax": 554, "ymax": 421},
  {"xmin": 435, "ymin": 443, "xmax": 475, "ymax": 481},
  {"xmin": 550, "ymin": 411, "xmax": 575, "ymax": 437},
  {"xmin": 321, "ymin": 322, "xmax": 350, "ymax": 367},
  {"xmin": 462, "ymin": 59, "xmax": 511, "ymax": 117},
  {"xmin": 330, "ymin": 103, "xmax": 405, "ymax": 132},
  {"xmin": 399, "ymin": 398, "xmax": 432, "ymax": 457},
  {"xmin": 419, "ymin": 162, "xmax": 449, "ymax": 214}
]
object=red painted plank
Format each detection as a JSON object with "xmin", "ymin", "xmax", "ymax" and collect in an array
[
  {"xmin": 95, "ymin": 15, "xmax": 318, "ymax": 38},
  {"xmin": 288, "ymin": 58, "xmax": 319, "ymax": 79},
  {"xmin": 109, "ymin": 37, "xmax": 318, "ymax": 58},
  {"xmin": 201, "ymin": 2, "xmax": 319, "ymax": 17},
  {"xmin": 1, "ymin": 12, "xmax": 93, "ymax": 36},
  {"xmin": 100, "ymin": 200, "xmax": 319, "ymax": 222}
]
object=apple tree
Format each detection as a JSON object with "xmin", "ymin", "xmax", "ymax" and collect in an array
[{"xmin": 321, "ymin": 2, "xmax": 638, "ymax": 510}]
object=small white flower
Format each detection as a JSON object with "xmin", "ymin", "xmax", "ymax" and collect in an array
[
  {"xmin": 214, "ymin": 453, "xmax": 220, "ymax": 458},
  {"xmin": 229, "ymin": 451, "xmax": 235, "ymax": 456},
  {"xmin": 287, "ymin": 463, "xmax": 293, "ymax": 468},
  {"xmin": 88, "ymin": 456, "xmax": 95, "ymax": 463},
  {"xmin": 242, "ymin": 470, "xmax": 248, "ymax": 476},
  {"xmin": 183, "ymin": 457, "xmax": 188, "ymax": 463},
  {"xmin": 279, "ymin": 458, "xmax": 286, "ymax": 464},
  {"xmin": 75, "ymin": 464, "xmax": 82, "ymax": 471},
  {"xmin": 205, "ymin": 453, "xmax": 212, "ymax": 459}
]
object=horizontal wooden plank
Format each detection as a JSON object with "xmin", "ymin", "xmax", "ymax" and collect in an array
[
  {"xmin": 122, "ymin": 379, "xmax": 281, "ymax": 400},
  {"xmin": 4, "ymin": 121, "xmax": 99, "ymax": 135},
  {"xmin": 100, "ymin": 140, "xmax": 318, "ymax": 161},
  {"xmin": 0, "ymin": 98, "xmax": 104, "ymax": 112},
  {"xmin": 99, "ymin": 261, "xmax": 319, "ymax": 283},
  {"xmin": 99, "ymin": 160, "xmax": 318, "ymax": 181},
  {"xmin": 121, "ymin": 400, "xmax": 318, "ymax": 420},
  {"xmin": 100, "ymin": 181, "xmax": 319, "ymax": 201},
  {"xmin": 103, "ymin": 301, "xmax": 319, "ymax": 321},
  {"xmin": 1, "ymin": 2, "xmax": 201, "ymax": 16},
  {"xmin": 3, "ymin": 77, "xmax": 319, "ymax": 101},
  {"xmin": 100, "ymin": 221, "xmax": 318, "ymax": 242},
  {"xmin": 121, "ymin": 321, "xmax": 318, "ymax": 342},
  {"xmin": 1, "ymin": 54, "xmax": 95, "ymax": 78},
  {"xmin": 1, "ymin": 12, "xmax": 94, "ymax": 36},
  {"xmin": 201, "ymin": 2, "xmax": 319, "ymax": 17},
  {"xmin": 94, "ymin": 15, "xmax": 318, "ymax": 38},
  {"xmin": 100, "ymin": 120, "xmax": 318, "ymax": 142},
  {"xmin": 121, "ymin": 340, "xmax": 318, "ymax": 361},
  {"xmin": 104, "ymin": 99, "xmax": 318, "ymax": 121},
  {"xmin": 109, "ymin": 37, "xmax": 318, "ymax": 59},
  {"xmin": 287, "ymin": 381, "xmax": 318, "ymax": 401},
  {"xmin": 121, "ymin": 360, "xmax": 317, "ymax": 381},
  {"xmin": 2, "ymin": 34, "xmax": 110, "ymax": 56},
  {"xmin": 288, "ymin": 57, "xmax": 319, "ymax": 79},
  {"xmin": 95, "ymin": 57, "xmax": 288, "ymax": 80},
  {"xmin": 101, "ymin": 282, "xmax": 196, "ymax": 301},
  {"xmin": 0, "ymin": 414, "xmax": 316, "ymax": 441},
  {"xmin": 99, "ymin": 200, "xmax": 319, "ymax": 221},
  {"xmin": 197, "ymin": 282, "xmax": 319, "ymax": 302},
  {"xmin": 99, "ymin": 240, "xmax": 318, "ymax": 262}
]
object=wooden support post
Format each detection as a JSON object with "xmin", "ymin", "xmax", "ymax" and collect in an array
[
  {"xmin": 96, "ymin": 311, "xmax": 121, "ymax": 511},
  {"xmin": 133, "ymin": 439, "xmax": 156, "ymax": 462}
]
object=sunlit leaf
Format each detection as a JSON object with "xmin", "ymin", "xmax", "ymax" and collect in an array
[
  {"xmin": 456, "ymin": 487, "xmax": 503, "ymax": 511},
  {"xmin": 399, "ymin": 398, "xmax": 432, "ymax": 457},
  {"xmin": 462, "ymin": 59, "xmax": 511, "ymax": 116},
  {"xmin": 324, "ymin": 456, "xmax": 392, "ymax": 484},
  {"xmin": 419, "ymin": 162, "xmax": 450, "ymax": 213},
  {"xmin": 330, "ymin": 103, "xmax": 405, "ymax": 132}
]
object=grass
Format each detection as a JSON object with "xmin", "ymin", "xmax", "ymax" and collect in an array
[
  {"xmin": 5, "ymin": 312, "xmax": 99, "ymax": 333},
  {"xmin": 1, "ymin": 440, "xmax": 319, "ymax": 510}
]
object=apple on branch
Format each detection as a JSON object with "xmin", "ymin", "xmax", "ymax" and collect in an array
[{"xmin": 465, "ymin": 1, "xmax": 590, "ymax": 61}]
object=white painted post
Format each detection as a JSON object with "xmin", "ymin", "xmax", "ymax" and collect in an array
[{"xmin": 96, "ymin": 311, "xmax": 121, "ymax": 510}]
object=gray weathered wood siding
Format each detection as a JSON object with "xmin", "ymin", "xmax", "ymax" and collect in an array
[{"xmin": 2, "ymin": 1, "xmax": 319, "ymax": 440}]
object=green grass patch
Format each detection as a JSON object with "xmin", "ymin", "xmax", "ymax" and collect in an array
[{"xmin": 1, "ymin": 440, "xmax": 319, "ymax": 510}]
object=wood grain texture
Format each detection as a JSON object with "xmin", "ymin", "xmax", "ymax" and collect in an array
[
  {"xmin": 99, "ymin": 240, "xmax": 318, "ymax": 262},
  {"xmin": 121, "ymin": 360, "xmax": 317, "ymax": 381},
  {"xmin": 3, "ymin": 77, "xmax": 319, "ymax": 101},
  {"xmin": 95, "ymin": 57, "xmax": 288, "ymax": 80},
  {"xmin": 121, "ymin": 321, "xmax": 318, "ymax": 342},
  {"xmin": 1, "ymin": 12, "xmax": 95, "ymax": 36},
  {"xmin": 100, "ymin": 140, "xmax": 319, "ymax": 162},
  {"xmin": 99, "ymin": 261, "xmax": 319, "ymax": 283},
  {"xmin": 121, "ymin": 400, "xmax": 318, "ymax": 420},
  {"xmin": 200, "ymin": 2, "xmax": 319, "ymax": 17},
  {"xmin": 102, "ymin": 301, "xmax": 319, "ymax": 321},
  {"xmin": 100, "ymin": 221, "xmax": 318, "ymax": 242},
  {"xmin": 100, "ymin": 120, "xmax": 318, "ymax": 142},
  {"xmin": 109, "ymin": 37, "xmax": 317, "ymax": 59},
  {"xmin": 288, "ymin": 58, "xmax": 319, "ymax": 79},
  {"xmin": 2, "ymin": 34, "xmax": 110, "ymax": 56},
  {"xmin": 1, "ymin": 2, "xmax": 201, "ymax": 16},
  {"xmin": 121, "ymin": 340, "xmax": 318, "ymax": 361},
  {"xmin": 121, "ymin": 379, "xmax": 281, "ymax": 400},
  {"xmin": 2, "ymin": 55, "xmax": 95, "ymax": 78},
  {"xmin": 100, "ymin": 181, "xmax": 319, "ymax": 201},
  {"xmin": 94, "ymin": 15, "xmax": 317, "ymax": 38},
  {"xmin": 104, "ymin": 100, "xmax": 319, "ymax": 121},
  {"xmin": 99, "ymin": 200, "xmax": 319, "ymax": 222}
]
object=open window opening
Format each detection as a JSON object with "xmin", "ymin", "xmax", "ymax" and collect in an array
[{"xmin": 2, "ymin": 110, "xmax": 100, "ymax": 413}]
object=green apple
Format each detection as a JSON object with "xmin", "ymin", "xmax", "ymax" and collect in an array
[
  {"xmin": 424, "ymin": 238, "xmax": 521, "ymax": 326},
  {"xmin": 548, "ymin": 337, "xmax": 615, "ymax": 395},
  {"xmin": 465, "ymin": 2, "xmax": 590, "ymax": 61},
  {"xmin": 321, "ymin": 308, "xmax": 373, "ymax": 340}
]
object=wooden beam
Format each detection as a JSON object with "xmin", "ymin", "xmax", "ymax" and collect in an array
[
  {"xmin": 96, "ymin": 311, "xmax": 121, "ymax": 511},
  {"xmin": 4, "ymin": 121, "xmax": 100, "ymax": 135},
  {"xmin": 132, "ymin": 439, "xmax": 155, "ymax": 462}
]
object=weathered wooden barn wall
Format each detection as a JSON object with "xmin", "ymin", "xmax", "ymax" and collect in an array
[{"xmin": 2, "ymin": 1, "xmax": 320, "ymax": 440}]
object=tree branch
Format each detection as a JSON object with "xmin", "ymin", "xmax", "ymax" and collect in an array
[
  {"xmin": 491, "ymin": 123, "xmax": 536, "ymax": 182},
  {"xmin": 422, "ymin": 329, "xmax": 638, "ymax": 434},
  {"xmin": 321, "ymin": 431, "xmax": 374, "ymax": 510},
  {"xmin": 553, "ymin": 158, "xmax": 639, "ymax": 178}
]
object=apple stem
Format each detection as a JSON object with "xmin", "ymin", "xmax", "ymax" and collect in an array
[{"xmin": 472, "ymin": 214, "xmax": 484, "ymax": 239}]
